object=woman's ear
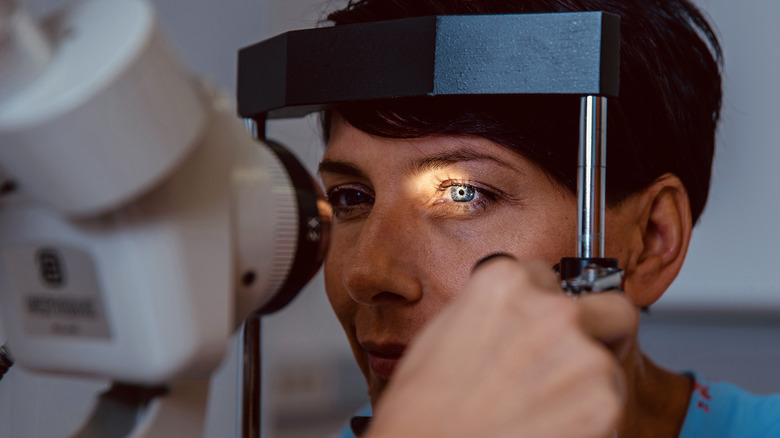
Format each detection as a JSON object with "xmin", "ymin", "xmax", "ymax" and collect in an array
[{"xmin": 610, "ymin": 174, "xmax": 693, "ymax": 307}]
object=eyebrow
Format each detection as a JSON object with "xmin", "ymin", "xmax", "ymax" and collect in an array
[
  {"xmin": 318, "ymin": 160, "xmax": 367, "ymax": 179},
  {"xmin": 408, "ymin": 149, "xmax": 517, "ymax": 176},
  {"xmin": 318, "ymin": 148, "xmax": 518, "ymax": 179}
]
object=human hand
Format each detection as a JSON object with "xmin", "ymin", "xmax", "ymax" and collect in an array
[{"xmin": 365, "ymin": 256, "xmax": 637, "ymax": 438}]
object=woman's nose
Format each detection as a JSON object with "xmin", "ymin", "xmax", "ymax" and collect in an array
[{"xmin": 342, "ymin": 204, "xmax": 426, "ymax": 306}]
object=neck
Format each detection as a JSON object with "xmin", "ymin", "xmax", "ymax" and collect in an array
[{"xmin": 618, "ymin": 345, "xmax": 693, "ymax": 438}]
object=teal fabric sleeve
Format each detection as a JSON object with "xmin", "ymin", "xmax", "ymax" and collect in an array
[
  {"xmin": 679, "ymin": 373, "xmax": 780, "ymax": 438},
  {"xmin": 334, "ymin": 404, "xmax": 373, "ymax": 438}
]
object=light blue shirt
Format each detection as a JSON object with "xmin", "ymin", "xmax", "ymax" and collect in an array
[
  {"xmin": 679, "ymin": 374, "xmax": 780, "ymax": 437},
  {"xmin": 333, "ymin": 404, "xmax": 371, "ymax": 438}
]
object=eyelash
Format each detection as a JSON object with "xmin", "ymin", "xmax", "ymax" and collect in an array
[
  {"xmin": 434, "ymin": 180, "xmax": 497, "ymax": 214},
  {"xmin": 325, "ymin": 184, "xmax": 375, "ymax": 220}
]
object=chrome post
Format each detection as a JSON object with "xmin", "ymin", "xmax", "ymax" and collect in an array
[
  {"xmin": 240, "ymin": 118, "xmax": 264, "ymax": 438},
  {"xmin": 241, "ymin": 313, "xmax": 262, "ymax": 438},
  {"xmin": 578, "ymin": 95, "xmax": 607, "ymax": 259}
]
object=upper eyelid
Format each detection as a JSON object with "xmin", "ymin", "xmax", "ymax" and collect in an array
[
  {"xmin": 324, "ymin": 183, "xmax": 376, "ymax": 208},
  {"xmin": 437, "ymin": 182, "xmax": 476, "ymax": 195},
  {"xmin": 439, "ymin": 179, "xmax": 479, "ymax": 187},
  {"xmin": 325, "ymin": 182, "xmax": 374, "ymax": 194},
  {"xmin": 437, "ymin": 179, "xmax": 492, "ymax": 193}
]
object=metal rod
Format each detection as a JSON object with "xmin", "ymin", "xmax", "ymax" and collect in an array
[
  {"xmin": 240, "ymin": 120, "xmax": 265, "ymax": 438},
  {"xmin": 243, "ymin": 117, "xmax": 267, "ymax": 140},
  {"xmin": 577, "ymin": 95, "xmax": 607, "ymax": 259},
  {"xmin": 241, "ymin": 313, "xmax": 262, "ymax": 438}
]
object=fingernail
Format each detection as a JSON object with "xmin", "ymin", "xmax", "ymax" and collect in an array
[{"xmin": 471, "ymin": 253, "xmax": 516, "ymax": 274}]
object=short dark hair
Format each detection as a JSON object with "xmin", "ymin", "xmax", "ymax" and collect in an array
[{"xmin": 322, "ymin": 0, "xmax": 722, "ymax": 224}]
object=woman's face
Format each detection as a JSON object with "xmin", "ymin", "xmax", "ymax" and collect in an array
[{"xmin": 320, "ymin": 116, "xmax": 578, "ymax": 405}]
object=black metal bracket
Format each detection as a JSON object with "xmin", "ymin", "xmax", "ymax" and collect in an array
[{"xmin": 237, "ymin": 12, "xmax": 620, "ymax": 120}]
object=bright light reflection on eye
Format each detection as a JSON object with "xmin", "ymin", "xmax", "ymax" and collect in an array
[{"xmin": 450, "ymin": 185, "xmax": 476, "ymax": 202}]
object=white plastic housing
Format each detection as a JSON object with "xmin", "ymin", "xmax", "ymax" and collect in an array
[
  {"xmin": 0, "ymin": 0, "xmax": 205, "ymax": 217},
  {"xmin": 232, "ymin": 136, "xmax": 299, "ymax": 323},
  {"xmin": 0, "ymin": 88, "xmax": 302, "ymax": 383},
  {"xmin": 0, "ymin": 0, "xmax": 313, "ymax": 383},
  {"xmin": 0, "ymin": 0, "xmax": 52, "ymax": 101}
]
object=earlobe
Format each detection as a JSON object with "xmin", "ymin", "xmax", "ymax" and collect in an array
[{"xmin": 620, "ymin": 174, "xmax": 692, "ymax": 307}]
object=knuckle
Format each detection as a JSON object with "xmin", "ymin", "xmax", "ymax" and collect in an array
[
  {"xmin": 542, "ymin": 297, "xmax": 579, "ymax": 330},
  {"xmin": 470, "ymin": 261, "xmax": 535, "ymax": 301}
]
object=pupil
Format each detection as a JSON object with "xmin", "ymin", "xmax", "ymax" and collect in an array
[
  {"xmin": 346, "ymin": 191, "xmax": 365, "ymax": 204},
  {"xmin": 450, "ymin": 186, "xmax": 475, "ymax": 202}
]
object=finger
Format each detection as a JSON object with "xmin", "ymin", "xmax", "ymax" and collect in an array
[
  {"xmin": 471, "ymin": 252, "xmax": 516, "ymax": 273},
  {"xmin": 471, "ymin": 256, "xmax": 561, "ymax": 293},
  {"xmin": 517, "ymin": 259, "xmax": 563, "ymax": 291},
  {"xmin": 577, "ymin": 291, "xmax": 639, "ymax": 360}
]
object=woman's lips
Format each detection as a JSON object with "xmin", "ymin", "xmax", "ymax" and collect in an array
[{"xmin": 361, "ymin": 342, "xmax": 406, "ymax": 380}]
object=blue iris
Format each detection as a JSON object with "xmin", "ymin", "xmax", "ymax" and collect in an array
[{"xmin": 450, "ymin": 185, "xmax": 476, "ymax": 202}]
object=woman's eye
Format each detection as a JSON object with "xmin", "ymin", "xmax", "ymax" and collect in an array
[
  {"xmin": 326, "ymin": 184, "xmax": 374, "ymax": 219},
  {"xmin": 330, "ymin": 188, "xmax": 372, "ymax": 207},
  {"xmin": 435, "ymin": 181, "xmax": 496, "ymax": 214}
]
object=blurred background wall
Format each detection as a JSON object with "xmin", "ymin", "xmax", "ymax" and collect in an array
[{"xmin": 1, "ymin": 0, "xmax": 779, "ymax": 437}]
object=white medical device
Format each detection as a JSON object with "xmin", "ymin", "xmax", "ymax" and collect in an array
[
  {"xmin": 0, "ymin": 0, "xmax": 621, "ymax": 435},
  {"xmin": 0, "ymin": 0, "xmax": 329, "ymax": 435}
]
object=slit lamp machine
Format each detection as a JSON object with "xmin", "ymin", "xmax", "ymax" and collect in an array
[{"xmin": 0, "ymin": 0, "xmax": 620, "ymax": 436}]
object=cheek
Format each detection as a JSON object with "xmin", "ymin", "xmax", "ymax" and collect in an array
[
  {"xmin": 322, "ymin": 231, "xmax": 356, "ymax": 327},
  {"xmin": 515, "ymin": 201, "xmax": 577, "ymax": 262},
  {"xmin": 321, "ymin": 197, "xmax": 578, "ymax": 329},
  {"xmin": 436, "ymin": 210, "xmax": 577, "ymax": 268},
  {"xmin": 323, "ymin": 263, "xmax": 350, "ymax": 323}
]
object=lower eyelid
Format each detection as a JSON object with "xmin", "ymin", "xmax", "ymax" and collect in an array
[
  {"xmin": 331, "ymin": 205, "xmax": 372, "ymax": 221},
  {"xmin": 431, "ymin": 190, "xmax": 492, "ymax": 215}
]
